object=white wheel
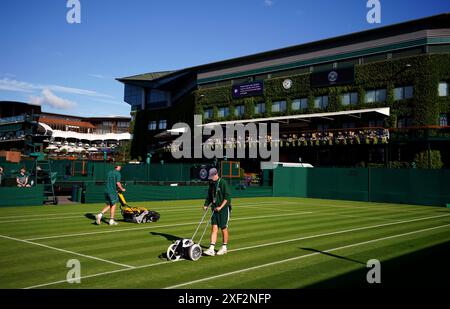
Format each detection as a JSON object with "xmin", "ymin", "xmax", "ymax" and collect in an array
[
  {"xmin": 166, "ymin": 243, "xmax": 181, "ymax": 261},
  {"xmin": 188, "ymin": 244, "xmax": 202, "ymax": 261}
]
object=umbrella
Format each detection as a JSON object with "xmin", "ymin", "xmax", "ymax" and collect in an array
[
  {"xmin": 46, "ymin": 145, "xmax": 58, "ymax": 150},
  {"xmin": 75, "ymin": 147, "xmax": 85, "ymax": 153},
  {"xmin": 87, "ymin": 147, "xmax": 98, "ymax": 152}
]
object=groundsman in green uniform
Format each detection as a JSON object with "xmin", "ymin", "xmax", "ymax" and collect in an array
[
  {"xmin": 203, "ymin": 168, "xmax": 231, "ymax": 256},
  {"xmin": 95, "ymin": 165, "xmax": 126, "ymax": 226}
]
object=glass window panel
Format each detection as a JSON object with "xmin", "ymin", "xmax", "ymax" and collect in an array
[{"xmin": 438, "ymin": 82, "xmax": 448, "ymax": 97}]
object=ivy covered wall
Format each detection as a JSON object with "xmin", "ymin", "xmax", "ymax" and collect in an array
[{"xmin": 194, "ymin": 54, "xmax": 450, "ymax": 127}]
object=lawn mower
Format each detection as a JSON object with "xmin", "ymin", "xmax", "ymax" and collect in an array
[
  {"xmin": 166, "ymin": 208, "xmax": 212, "ymax": 261},
  {"xmin": 118, "ymin": 192, "xmax": 160, "ymax": 224}
]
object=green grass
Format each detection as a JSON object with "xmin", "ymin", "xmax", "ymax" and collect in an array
[{"xmin": 0, "ymin": 197, "xmax": 449, "ymax": 289}]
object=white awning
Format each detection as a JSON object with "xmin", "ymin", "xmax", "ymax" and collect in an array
[
  {"xmin": 38, "ymin": 122, "xmax": 54, "ymax": 134},
  {"xmin": 200, "ymin": 107, "xmax": 390, "ymax": 127},
  {"xmin": 50, "ymin": 130, "xmax": 131, "ymax": 141}
]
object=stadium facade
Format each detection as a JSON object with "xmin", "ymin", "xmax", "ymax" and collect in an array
[{"xmin": 118, "ymin": 14, "xmax": 450, "ymax": 170}]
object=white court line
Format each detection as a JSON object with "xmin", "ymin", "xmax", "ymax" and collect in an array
[
  {"xmin": 23, "ymin": 260, "xmax": 174, "ymax": 289},
  {"xmin": 165, "ymin": 224, "xmax": 450, "ymax": 289},
  {"xmin": 0, "ymin": 201, "xmax": 295, "ymax": 223},
  {"xmin": 0, "ymin": 215, "xmax": 86, "ymax": 224},
  {"xmin": 0, "ymin": 204, "xmax": 274, "ymax": 223},
  {"xmin": 23, "ymin": 214, "xmax": 450, "ymax": 289},
  {"xmin": 0, "ymin": 212, "xmax": 89, "ymax": 219},
  {"xmin": 0, "ymin": 234, "xmax": 134, "ymax": 269},
  {"xmin": 24, "ymin": 211, "xmax": 313, "ymax": 241}
]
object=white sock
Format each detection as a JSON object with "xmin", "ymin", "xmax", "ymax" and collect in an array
[{"xmin": 209, "ymin": 245, "xmax": 215, "ymax": 250}]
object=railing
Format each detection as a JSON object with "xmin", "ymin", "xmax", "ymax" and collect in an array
[{"xmin": 389, "ymin": 126, "xmax": 450, "ymax": 141}]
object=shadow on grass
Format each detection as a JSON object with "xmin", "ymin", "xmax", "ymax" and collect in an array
[
  {"xmin": 303, "ymin": 241, "xmax": 450, "ymax": 288},
  {"xmin": 150, "ymin": 231, "xmax": 180, "ymax": 242},
  {"xmin": 150, "ymin": 232, "xmax": 182, "ymax": 260},
  {"xmin": 300, "ymin": 248, "xmax": 365, "ymax": 265}
]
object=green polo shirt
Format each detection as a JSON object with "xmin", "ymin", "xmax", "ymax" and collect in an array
[
  {"xmin": 105, "ymin": 169, "xmax": 121, "ymax": 195},
  {"xmin": 204, "ymin": 178, "xmax": 231, "ymax": 209}
]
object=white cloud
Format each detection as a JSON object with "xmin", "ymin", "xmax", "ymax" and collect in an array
[
  {"xmin": 264, "ymin": 0, "xmax": 274, "ymax": 6},
  {"xmin": 0, "ymin": 78, "xmax": 114, "ymax": 99},
  {"xmin": 30, "ymin": 89, "xmax": 77, "ymax": 110},
  {"xmin": 89, "ymin": 74, "xmax": 111, "ymax": 80},
  {"xmin": 0, "ymin": 78, "xmax": 36, "ymax": 93}
]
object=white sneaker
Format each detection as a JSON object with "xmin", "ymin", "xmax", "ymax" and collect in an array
[
  {"xmin": 203, "ymin": 248, "xmax": 216, "ymax": 256},
  {"xmin": 217, "ymin": 246, "xmax": 228, "ymax": 256},
  {"xmin": 109, "ymin": 219, "xmax": 118, "ymax": 226},
  {"xmin": 95, "ymin": 213, "xmax": 103, "ymax": 225}
]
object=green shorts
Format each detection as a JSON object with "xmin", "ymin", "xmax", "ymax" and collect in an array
[
  {"xmin": 104, "ymin": 192, "xmax": 119, "ymax": 206},
  {"xmin": 211, "ymin": 206, "xmax": 230, "ymax": 229}
]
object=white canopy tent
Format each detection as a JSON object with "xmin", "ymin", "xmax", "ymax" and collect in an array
[{"xmin": 37, "ymin": 123, "xmax": 131, "ymax": 141}]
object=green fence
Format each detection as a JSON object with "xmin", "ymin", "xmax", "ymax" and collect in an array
[
  {"xmin": 0, "ymin": 185, "xmax": 44, "ymax": 207},
  {"xmin": 84, "ymin": 182, "xmax": 273, "ymax": 204},
  {"xmin": 273, "ymin": 167, "xmax": 450, "ymax": 206}
]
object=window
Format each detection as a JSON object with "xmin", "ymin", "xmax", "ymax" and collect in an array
[
  {"xmin": 439, "ymin": 82, "xmax": 449, "ymax": 97},
  {"xmin": 362, "ymin": 53, "xmax": 387, "ymax": 64},
  {"xmin": 391, "ymin": 48, "xmax": 423, "ymax": 59},
  {"xmin": 342, "ymin": 122, "xmax": 355, "ymax": 129},
  {"xmin": 218, "ymin": 107, "xmax": 230, "ymax": 118},
  {"xmin": 341, "ymin": 92, "xmax": 358, "ymax": 105},
  {"xmin": 148, "ymin": 121, "xmax": 157, "ymax": 130},
  {"xmin": 271, "ymin": 101, "xmax": 287, "ymax": 113},
  {"xmin": 394, "ymin": 86, "xmax": 414, "ymax": 100},
  {"xmin": 158, "ymin": 120, "xmax": 167, "ymax": 130},
  {"xmin": 255, "ymin": 103, "xmax": 265, "ymax": 115},
  {"xmin": 440, "ymin": 114, "xmax": 448, "ymax": 127},
  {"xmin": 292, "ymin": 98, "xmax": 308, "ymax": 111},
  {"xmin": 146, "ymin": 89, "xmax": 170, "ymax": 109},
  {"xmin": 397, "ymin": 118, "xmax": 414, "ymax": 128},
  {"xmin": 429, "ymin": 44, "xmax": 450, "ymax": 54},
  {"xmin": 124, "ymin": 84, "xmax": 143, "ymax": 107},
  {"xmin": 204, "ymin": 108, "xmax": 213, "ymax": 119},
  {"xmin": 369, "ymin": 120, "xmax": 384, "ymax": 127},
  {"xmin": 313, "ymin": 63, "xmax": 334, "ymax": 72},
  {"xmin": 317, "ymin": 124, "xmax": 329, "ymax": 131},
  {"xmin": 314, "ymin": 96, "xmax": 329, "ymax": 109},
  {"xmin": 269, "ymin": 67, "xmax": 309, "ymax": 79},
  {"xmin": 235, "ymin": 105, "xmax": 245, "ymax": 117},
  {"xmin": 365, "ymin": 89, "xmax": 386, "ymax": 103}
]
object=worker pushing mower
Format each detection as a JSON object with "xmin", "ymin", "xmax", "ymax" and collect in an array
[
  {"xmin": 166, "ymin": 168, "xmax": 231, "ymax": 261},
  {"xmin": 95, "ymin": 165, "xmax": 160, "ymax": 225}
]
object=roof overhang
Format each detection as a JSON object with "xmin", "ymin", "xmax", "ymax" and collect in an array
[{"xmin": 200, "ymin": 107, "xmax": 390, "ymax": 127}]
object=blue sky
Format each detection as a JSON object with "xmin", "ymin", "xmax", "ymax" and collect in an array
[{"xmin": 0, "ymin": 0, "xmax": 449, "ymax": 117}]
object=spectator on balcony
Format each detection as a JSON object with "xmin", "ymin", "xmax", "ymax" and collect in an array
[
  {"xmin": 0, "ymin": 166, "xmax": 4, "ymax": 186},
  {"xmin": 16, "ymin": 167, "xmax": 31, "ymax": 188}
]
